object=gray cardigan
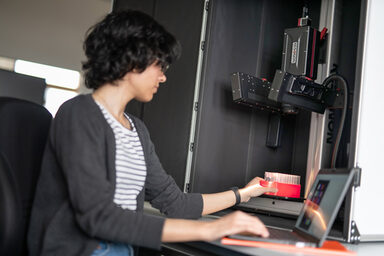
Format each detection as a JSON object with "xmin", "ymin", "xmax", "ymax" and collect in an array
[{"xmin": 28, "ymin": 94, "xmax": 203, "ymax": 256}]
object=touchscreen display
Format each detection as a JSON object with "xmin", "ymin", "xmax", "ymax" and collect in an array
[
  {"xmin": 295, "ymin": 173, "xmax": 350, "ymax": 240},
  {"xmin": 299, "ymin": 180, "xmax": 329, "ymax": 230}
]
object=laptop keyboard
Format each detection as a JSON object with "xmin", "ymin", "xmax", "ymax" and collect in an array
[{"xmin": 267, "ymin": 227, "xmax": 307, "ymax": 242}]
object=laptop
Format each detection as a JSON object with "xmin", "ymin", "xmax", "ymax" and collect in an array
[{"xmin": 229, "ymin": 168, "xmax": 357, "ymax": 247}]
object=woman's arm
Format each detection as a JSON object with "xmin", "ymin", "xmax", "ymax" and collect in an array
[
  {"xmin": 201, "ymin": 177, "xmax": 277, "ymax": 215},
  {"xmin": 161, "ymin": 210, "xmax": 269, "ymax": 242},
  {"xmin": 161, "ymin": 177, "xmax": 277, "ymax": 242}
]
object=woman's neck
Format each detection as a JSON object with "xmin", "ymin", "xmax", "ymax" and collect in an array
[{"xmin": 92, "ymin": 83, "xmax": 133, "ymax": 129}]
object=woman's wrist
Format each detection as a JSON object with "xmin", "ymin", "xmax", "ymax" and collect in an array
[
  {"xmin": 162, "ymin": 219, "xmax": 215, "ymax": 242},
  {"xmin": 239, "ymin": 187, "xmax": 250, "ymax": 203},
  {"xmin": 199, "ymin": 220, "xmax": 216, "ymax": 241},
  {"xmin": 230, "ymin": 187, "xmax": 241, "ymax": 205}
]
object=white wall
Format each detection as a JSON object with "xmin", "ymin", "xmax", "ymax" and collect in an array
[
  {"xmin": 353, "ymin": 0, "xmax": 384, "ymax": 240},
  {"xmin": 0, "ymin": 0, "xmax": 112, "ymax": 92}
]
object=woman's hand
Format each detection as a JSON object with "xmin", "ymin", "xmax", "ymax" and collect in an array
[
  {"xmin": 203, "ymin": 211, "xmax": 269, "ymax": 241},
  {"xmin": 201, "ymin": 177, "xmax": 278, "ymax": 216},
  {"xmin": 161, "ymin": 211, "xmax": 269, "ymax": 242},
  {"xmin": 239, "ymin": 177, "xmax": 278, "ymax": 203}
]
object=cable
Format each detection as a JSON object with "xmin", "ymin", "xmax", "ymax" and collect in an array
[{"xmin": 322, "ymin": 74, "xmax": 348, "ymax": 168}]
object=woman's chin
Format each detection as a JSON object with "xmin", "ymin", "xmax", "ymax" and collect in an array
[{"xmin": 136, "ymin": 95, "xmax": 154, "ymax": 103}]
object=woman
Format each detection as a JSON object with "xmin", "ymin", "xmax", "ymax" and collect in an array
[{"xmin": 28, "ymin": 10, "xmax": 276, "ymax": 256}]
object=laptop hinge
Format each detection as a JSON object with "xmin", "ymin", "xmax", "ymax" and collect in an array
[
  {"xmin": 293, "ymin": 227, "xmax": 320, "ymax": 245},
  {"xmin": 350, "ymin": 220, "xmax": 360, "ymax": 244}
]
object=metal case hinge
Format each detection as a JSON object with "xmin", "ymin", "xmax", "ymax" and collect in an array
[
  {"xmin": 205, "ymin": 0, "xmax": 210, "ymax": 11},
  {"xmin": 194, "ymin": 101, "xmax": 199, "ymax": 111},
  {"xmin": 189, "ymin": 142, "xmax": 195, "ymax": 152},
  {"xmin": 185, "ymin": 183, "xmax": 191, "ymax": 192},
  {"xmin": 353, "ymin": 167, "xmax": 362, "ymax": 188},
  {"xmin": 350, "ymin": 221, "xmax": 360, "ymax": 244},
  {"xmin": 201, "ymin": 41, "xmax": 205, "ymax": 51}
]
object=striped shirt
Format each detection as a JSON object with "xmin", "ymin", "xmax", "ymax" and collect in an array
[{"xmin": 96, "ymin": 102, "xmax": 147, "ymax": 210}]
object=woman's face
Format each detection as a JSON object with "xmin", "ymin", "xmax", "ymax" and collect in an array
[{"xmin": 124, "ymin": 62, "xmax": 167, "ymax": 102}]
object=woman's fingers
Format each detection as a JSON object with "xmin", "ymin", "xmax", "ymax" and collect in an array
[
  {"xmin": 245, "ymin": 176, "xmax": 264, "ymax": 187},
  {"xmin": 241, "ymin": 184, "xmax": 279, "ymax": 201},
  {"xmin": 262, "ymin": 185, "xmax": 278, "ymax": 193},
  {"xmin": 207, "ymin": 211, "xmax": 269, "ymax": 241}
]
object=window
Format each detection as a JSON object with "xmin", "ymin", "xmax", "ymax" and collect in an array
[{"xmin": 0, "ymin": 56, "xmax": 80, "ymax": 116}]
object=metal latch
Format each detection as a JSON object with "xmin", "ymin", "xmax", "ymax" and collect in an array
[
  {"xmin": 353, "ymin": 167, "xmax": 362, "ymax": 188},
  {"xmin": 350, "ymin": 220, "xmax": 360, "ymax": 244},
  {"xmin": 189, "ymin": 142, "xmax": 195, "ymax": 152}
]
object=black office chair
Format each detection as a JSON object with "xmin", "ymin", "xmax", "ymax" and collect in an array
[{"xmin": 0, "ymin": 97, "xmax": 52, "ymax": 256}]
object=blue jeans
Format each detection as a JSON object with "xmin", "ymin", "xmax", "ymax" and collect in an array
[{"xmin": 91, "ymin": 241, "xmax": 134, "ymax": 256}]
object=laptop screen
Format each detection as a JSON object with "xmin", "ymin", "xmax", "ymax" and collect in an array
[{"xmin": 294, "ymin": 170, "xmax": 355, "ymax": 242}]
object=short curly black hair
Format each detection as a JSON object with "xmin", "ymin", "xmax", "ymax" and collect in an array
[{"xmin": 82, "ymin": 10, "xmax": 181, "ymax": 90}]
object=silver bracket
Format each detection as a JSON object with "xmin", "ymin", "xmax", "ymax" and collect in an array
[
  {"xmin": 205, "ymin": 0, "xmax": 210, "ymax": 11},
  {"xmin": 194, "ymin": 101, "xmax": 199, "ymax": 111},
  {"xmin": 189, "ymin": 142, "xmax": 195, "ymax": 152},
  {"xmin": 350, "ymin": 220, "xmax": 360, "ymax": 244},
  {"xmin": 185, "ymin": 183, "xmax": 190, "ymax": 192},
  {"xmin": 353, "ymin": 167, "xmax": 362, "ymax": 188},
  {"xmin": 201, "ymin": 41, "xmax": 205, "ymax": 51}
]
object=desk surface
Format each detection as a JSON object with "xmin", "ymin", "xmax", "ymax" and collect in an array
[
  {"xmin": 163, "ymin": 240, "xmax": 384, "ymax": 256},
  {"xmin": 144, "ymin": 202, "xmax": 384, "ymax": 256}
]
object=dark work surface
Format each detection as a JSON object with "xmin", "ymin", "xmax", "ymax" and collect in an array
[
  {"xmin": 137, "ymin": 208, "xmax": 298, "ymax": 255},
  {"xmin": 140, "ymin": 206, "xmax": 353, "ymax": 256},
  {"xmin": 138, "ymin": 243, "xmax": 220, "ymax": 256},
  {"xmin": 212, "ymin": 208, "xmax": 343, "ymax": 238},
  {"xmin": 158, "ymin": 211, "xmax": 297, "ymax": 256},
  {"xmin": 138, "ymin": 242, "xmax": 238, "ymax": 256},
  {"xmin": 138, "ymin": 241, "xmax": 272, "ymax": 256},
  {"xmin": 211, "ymin": 208, "xmax": 297, "ymax": 230}
]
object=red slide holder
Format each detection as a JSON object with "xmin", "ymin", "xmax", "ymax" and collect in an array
[{"xmin": 260, "ymin": 179, "xmax": 301, "ymax": 198}]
